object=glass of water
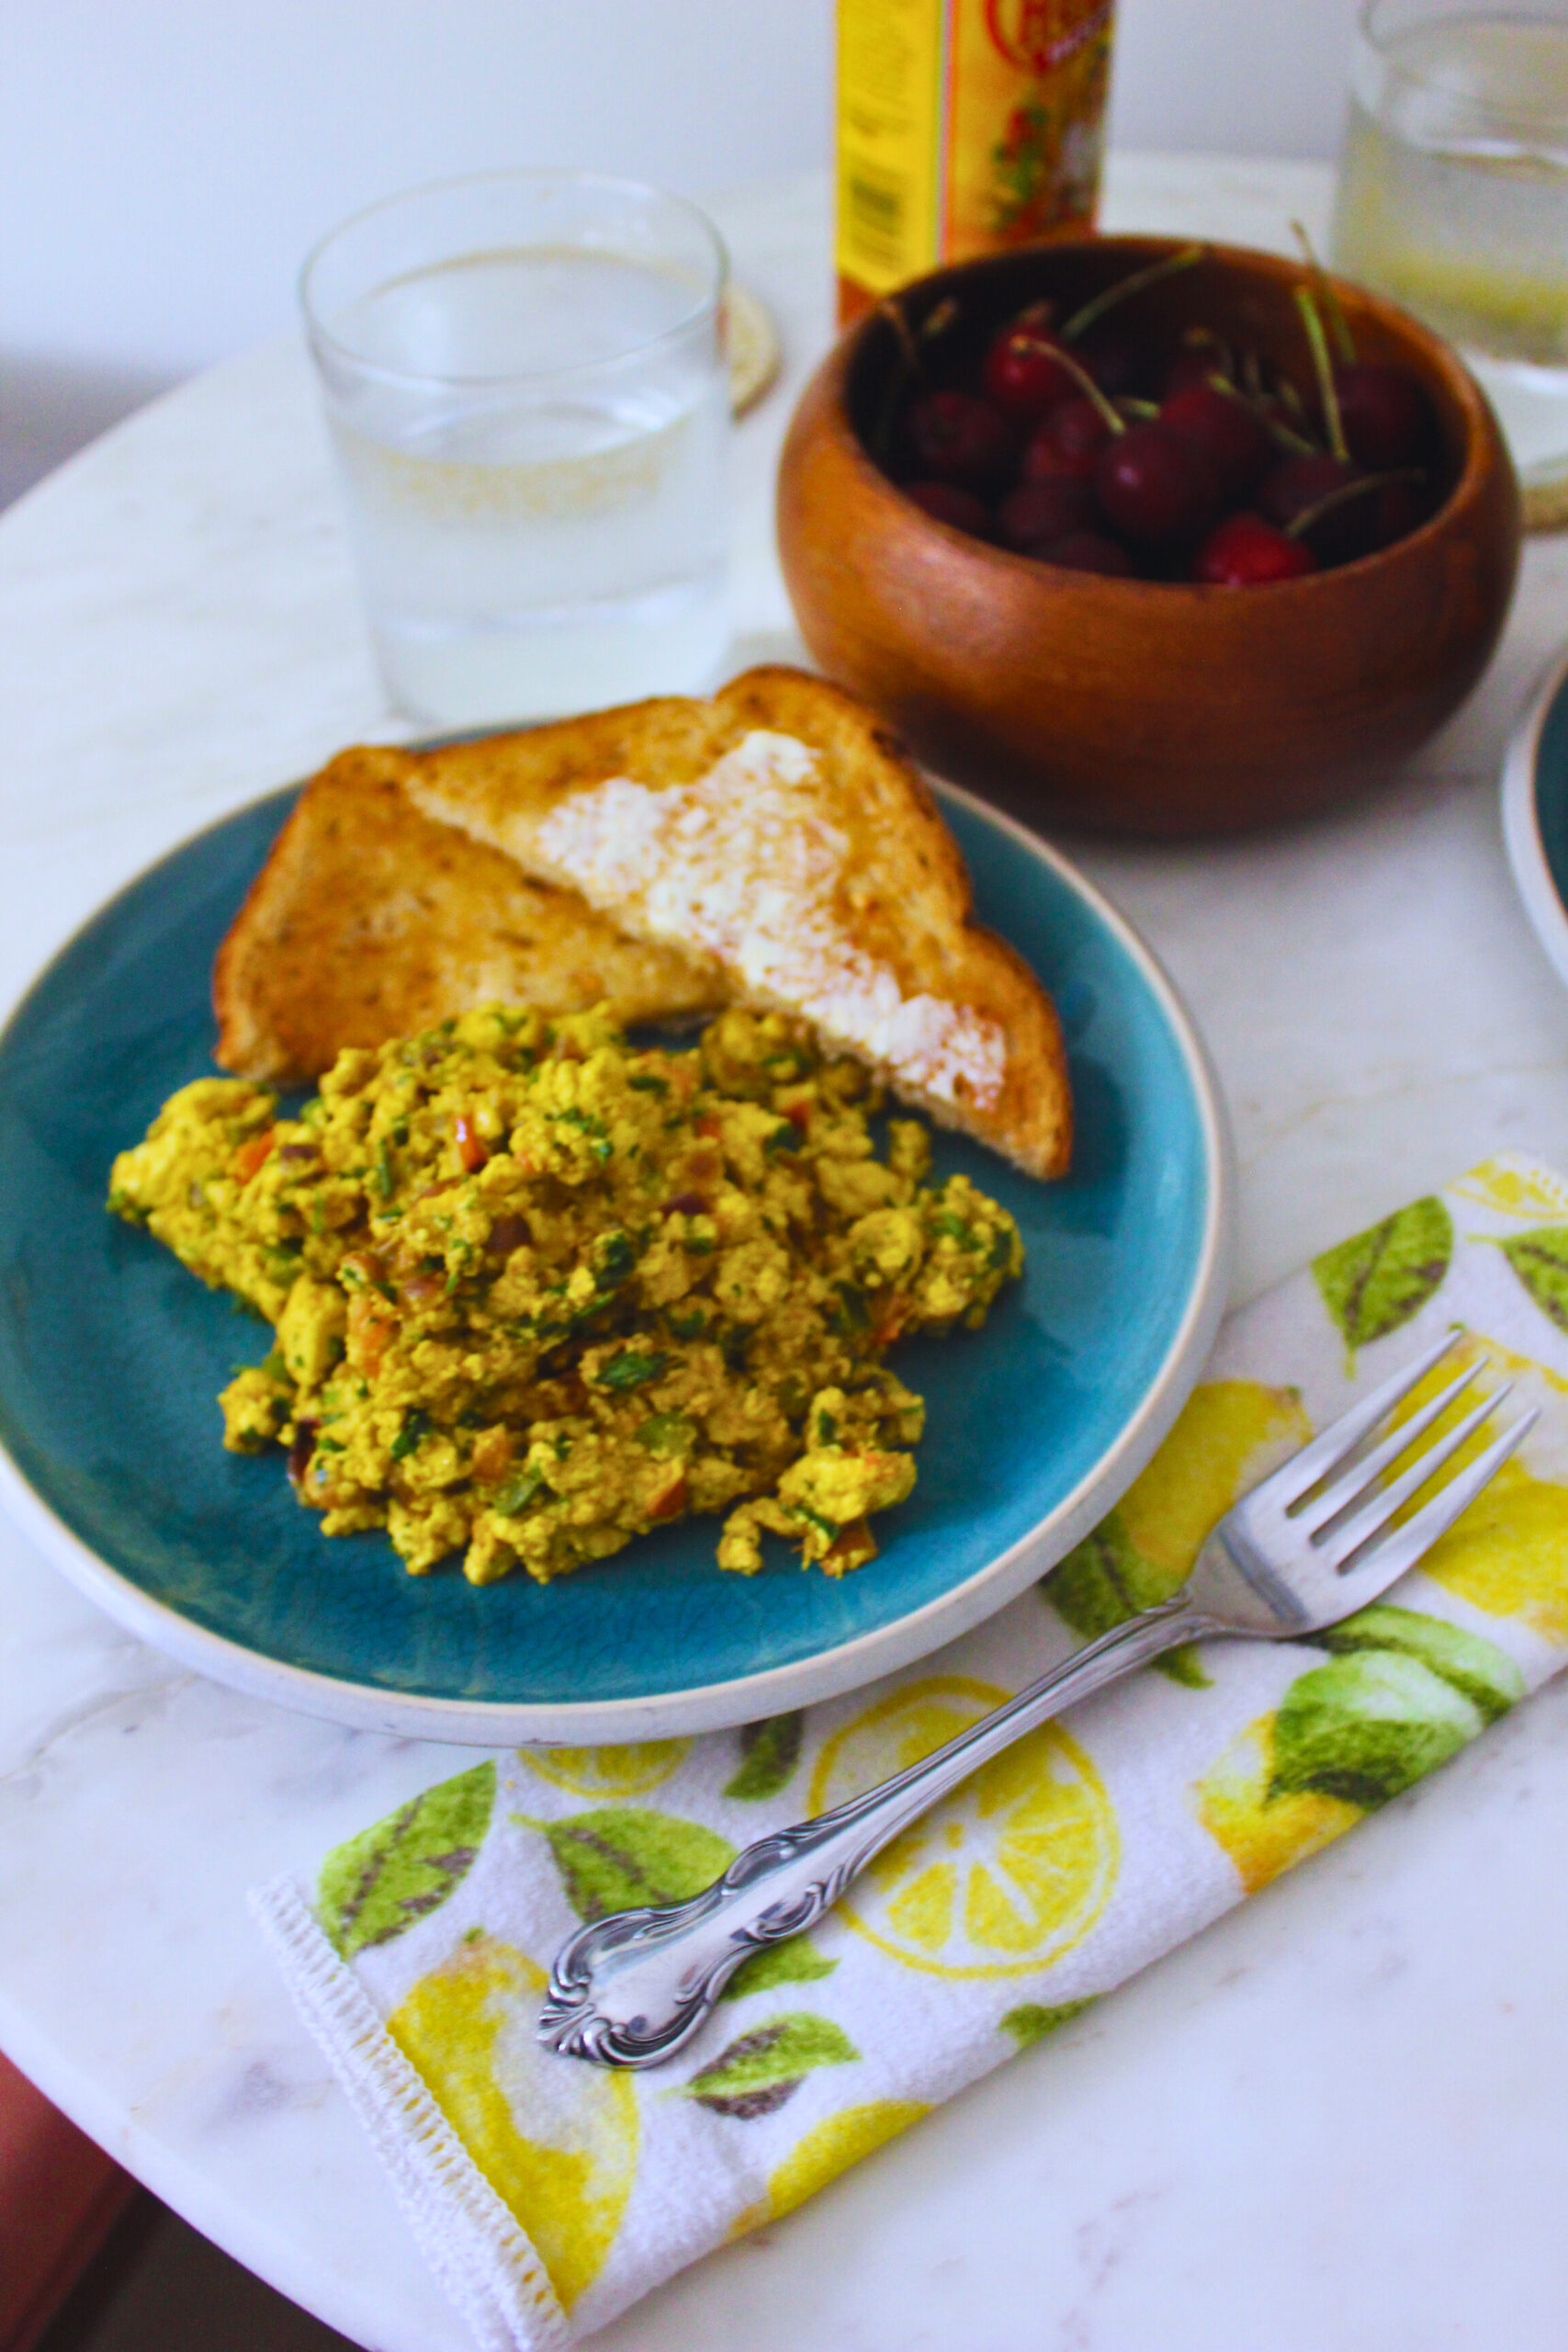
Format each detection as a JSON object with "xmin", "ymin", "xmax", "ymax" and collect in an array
[
  {"xmin": 1330, "ymin": 0, "xmax": 1568, "ymax": 521},
  {"xmin": 302, "ymin": 171, "xmax": 731, "ymax": 726}
]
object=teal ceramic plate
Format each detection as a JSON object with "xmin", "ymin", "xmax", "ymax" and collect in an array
[
  {"xmin": 0, "ymin": 777, "xmax": 1231, "ymax": 1743},
  {"xmin": 1504, "ymin": 647, "xmax": 1568, "ymax": 992}
]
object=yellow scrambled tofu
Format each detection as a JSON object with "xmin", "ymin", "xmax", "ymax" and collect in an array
[{"xmin": 107, "ymin": 1004, "xmax": 1022, "ymax": 1586}]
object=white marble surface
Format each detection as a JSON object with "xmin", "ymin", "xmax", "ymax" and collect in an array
[{"xmin": 6, "ymin": 154, "xmax": 1568, "ymax": 2351}]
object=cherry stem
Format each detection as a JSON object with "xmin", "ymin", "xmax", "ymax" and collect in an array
[
  {"xmin": 1291, "ymin": 220, "xmax": 1357, "ymax": 366},
  {"xmin": 1294, "ymin": 286, "xmax": 1349, "ymax": 461},
  {"xmin": 920, "ymin": 296, "xmax": 961, "ymax": 346},
  {"xmin": 1036, "ymin": 340, "xmax": 1126, "ymax": 433},
  {"xmin": 879, "ymin": 297, "xmax": 920, "ymax": 374},
  {"xmin": 871, "ymin": 302, "xmax": 920, "ymax": 462},
  {"xmin": 1283, "ymin": 466, "xmax": 1425, "ymax": 540},
  {"xmin": 871, "ymin": 294, "xmax": 961, "ymax": 460},
  {"xmin": 1180, "ymin": 324, "xmax": 1235, "ymax": 384},
  {"xmin": 1061, "ymin": 243, "xmax": 1208, "ymax": 345},
  {"xmin": 1262, "ymin": 411, "xmax": 1319, "ymax": 458},
  {"xmin": 1200, "ymin": 369, "xmax": 1317, "ymax": 457}
]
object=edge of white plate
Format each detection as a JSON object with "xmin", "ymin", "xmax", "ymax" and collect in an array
[
  {"xmin": 1502, "ymin": 642, "xmax": 1568, "ymax": 992},
  {"xmin": 0, "ymin": 778, "xmax": 1235, "ymax": 1744}
]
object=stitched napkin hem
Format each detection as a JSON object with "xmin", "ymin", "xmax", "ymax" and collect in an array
[{"xmin": 251, "ymin": 1877, "xmax": 570, "ymax": 2352}]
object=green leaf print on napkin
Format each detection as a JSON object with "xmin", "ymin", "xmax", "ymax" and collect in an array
[
  {"xmin": 720, "ymin": 1937, "xmax": 838, "ymax": 2000},
  {"xmin": 523, "ymin": 1806, "xmax": 735, "ymax": 1922},
  {"xmin": 1269, "ymin": 1603, "xmax": 1522, "ymax": 1811},
  {"xmin": 682, "ymin": 2013, "xmax": 859, "ymax": 2119},
  {"xmin": 1313, "ymin": 1196, "xmax": 1452, "ymax": 1352},
  {"xmin": 1047, "ymin": 1515, "xmax": 1210, "ymax": 1688},
  {"xmin": 1194, "ymin": 1606, "xmax": 1524, "ymax": 1888},
  {"xmin": 999, "ymin": 1998, "xmax": 1096, "ymax": 2049},
  {"xmin": 319, "ymin": 1762, "xmax": 496, "ymax": 1960},
  {"xmin": 1270, "ymin": 1653, "xmax": 1484, "ymax": 1808},
  {"xmin": 723, "ymin": 1713, "xmax": 805, "ymax": 1801},
  {"xmin": 1499, "ymin": 1227, "xmax": 1568, "ymax": 1334},
  {"xmin": 1313, "ymin": 1602, "xmax": 1524, "ymax": 1724}
]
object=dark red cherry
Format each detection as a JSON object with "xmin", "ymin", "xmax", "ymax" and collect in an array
[
  {"xmin": 1029, "ymin": 528, "xmax": 1136, "ymax": 577},
  {"xmin": 1333, "ymin": 363, "xmax": 1434, "ymax": 469},
  {"xmin": 1193, "ymin": 512, "xmax": 1317, "ymax": 585},
  {"xmin": 902, "ymin": 391, "xmax": 1015, "ymax": 492},
  {"xmin": 1258, "ymin": 452, "xmax": 1373, "ymax": 564},
  {"xmin": 1164, "ymin": 348, "xmax": 1219, "ymax": 399},
  {"xmin": 1163, "ymin": 338, "xmax": 1232, "ymax": 398},
  {"xmin": 1094, "ymin": 422, "xmax": 1218, "ymax": 547},
  {"xmin": 1022, "ymin": 395, "xmax": 1112, "ymax": 482},
  {"xmin": 982, "ymin": 322, "xmax": 1077, "ymax": 424},
  {"xmin": 1259, "ymin": 451, "xmax": 1427, "ymax": 563},
  {"xmin": 996, "ymin": 474, "xmax": 1095, "ymax": 549},
  {"xmin": 1368, "ymin": 473, "xmax": 1424, "ymax": 547},
  {"xmin": 903, "ymin": 480, "xmax": 994, "ymax": 537},
  {"xmin": 1077, "ymin": 328, "xmax": 1142, "ymax": 398},
  {"xmin": 1159, "ymin": 381, "xmax": 1273, "ymax": 503}
]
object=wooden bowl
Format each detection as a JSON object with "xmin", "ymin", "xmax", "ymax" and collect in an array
[{"xmin": 776, "ymin": 237, "xmax": 1520, "ymax": 837}]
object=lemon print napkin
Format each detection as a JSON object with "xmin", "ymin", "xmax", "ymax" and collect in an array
[{"xmin": 254, "ymin": 1150, "xmax": 1568, "ymax": 2352}]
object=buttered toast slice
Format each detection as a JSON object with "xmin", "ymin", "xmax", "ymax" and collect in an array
[
  {"xmin": 213, "ymin": 746, "xmax": 728, "ymax": 1084},
  {"xmin": 404, "ymin": 668, "xmax": 1071, "ymax": 1178}
]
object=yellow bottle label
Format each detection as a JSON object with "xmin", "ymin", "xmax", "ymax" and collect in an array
[
  {"xmin": 836, "ymin": 0, "xmax": 945, "ymax": 300},
  {"xmin": 836, "ymin": 0, "xmax": 1115, "ymax": 311},
  {"xmin": 948, "ymin": 0, "xmax": 1113, "ymax": 261}
]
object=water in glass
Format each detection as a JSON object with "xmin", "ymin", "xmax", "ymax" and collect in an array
[
  {"xmin": 1331, "ymin": 4, "xmax": 1568, "ymax": 496},
  {"xmin": 322, "ymin": 247, "xmax": 728, "ymax": 726}
]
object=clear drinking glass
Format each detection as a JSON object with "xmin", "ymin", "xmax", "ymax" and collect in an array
[
  {"xmin": 1330, "ymin": 0, "xmax": 1568, "ymax": 519},
  {"xmin": 302, "ymin": 171, "xmax": 731, "ymax": 726}
]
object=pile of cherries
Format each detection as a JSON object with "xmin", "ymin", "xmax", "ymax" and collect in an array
[{"xmin": 877, "ymin": 247, "xmax": 1442, "ymax": 586}]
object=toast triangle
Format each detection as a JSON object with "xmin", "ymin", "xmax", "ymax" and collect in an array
[
  {"xmin": 403, "ymin": 669, "xmax": 1071, "ymax": 1178},
  {"xmin": 213, "ymin": 745, "xmax": 727, "ymax": 1083}
]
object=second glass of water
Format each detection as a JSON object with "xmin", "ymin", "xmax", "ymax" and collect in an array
[
  {"xmin": 302, "ymin": 172, "xmax": 731, "ymax": 726},
  {"xmin": 1330, "ymin": 0, "xmax": 1568, "ymax": 518}
]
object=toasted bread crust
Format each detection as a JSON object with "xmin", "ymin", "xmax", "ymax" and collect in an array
[
  {"xmin": 213, "ymin": 746, "xmax": 727, "ymax": 1084},
  {"xmin": 403, "ymin": 668, "xmax": 1071, "ymax": 1177}
]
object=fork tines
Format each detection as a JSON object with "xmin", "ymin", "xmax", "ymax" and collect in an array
[{"xmin": 1266, "ymin": 1326, "xmax": 1539, "ymax": 1580}]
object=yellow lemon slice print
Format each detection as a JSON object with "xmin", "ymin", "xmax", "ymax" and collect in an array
[
  {"xmin": 1192, "ymin": 1713, "xmax": 1360, "ymax": 1894},
  {"xmin": 1450, "ymin": 1158, "xmax": 1568, "ymax": 1222},
  {"xmin": 1422, "ymin": 1459, "xmax": 1568, "ymax": 1643},
  {"xmin": 1382, "ymin": 1337, "xmax": 1568, "ymax": 1645},
  {"xmin": 521, "ymin": 1738, "xmax": 692, "ymax": 1797},
  {"xmin": 767, "ymin": 2099, "xmax": 931, "ymax": 2220},
  {"xmin": 387, "ymin": 1935, "xmax": 637, "ymax": 2314},
  {"xmin": 808, "ymin": 1678, "xmax": 1118, "ymax": 1978},
  {"xmin": 1118, "ymin": 1380, "xmax": 1314, "ymax": 1582}
]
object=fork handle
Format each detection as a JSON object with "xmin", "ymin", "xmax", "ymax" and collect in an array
[{"xmin": 538, "ymin": 1594, "xmax": 1209, "ymax": 2068}]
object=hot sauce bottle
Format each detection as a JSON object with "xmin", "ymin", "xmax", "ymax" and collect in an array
[{"xmin": 836, "ymin": 0, "xmax": 1118, "ymax": 324}]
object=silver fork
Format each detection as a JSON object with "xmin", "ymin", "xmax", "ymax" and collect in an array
[{"xmin": 538, "ymin": 1329, "xmax": 1535, "ymax": 2069}]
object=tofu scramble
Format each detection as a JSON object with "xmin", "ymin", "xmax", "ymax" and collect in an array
[{"xmin": 107, "ymin": 1005, "xmax": 1022, "ymax": 1586}]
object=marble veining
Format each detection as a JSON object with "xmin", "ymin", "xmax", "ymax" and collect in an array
[{"xmin": 5, "ymin": 158, "xmax": 1568, "ymax": 2351}]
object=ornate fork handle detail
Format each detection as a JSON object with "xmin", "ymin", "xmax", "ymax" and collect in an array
[{"xmin": 538, "ymin": 1598, "xmax": 1204, "ymax": 2068}]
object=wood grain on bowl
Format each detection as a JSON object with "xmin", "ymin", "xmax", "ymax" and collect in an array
[{"xmin": 776, "ymin": 238, "xmax": 1520, "ymax": 837}]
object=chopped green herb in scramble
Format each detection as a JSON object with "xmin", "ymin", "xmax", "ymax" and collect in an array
[{"xmin": 107, "ymin": 1005, "xmax": 1022, "ymax": 1586}]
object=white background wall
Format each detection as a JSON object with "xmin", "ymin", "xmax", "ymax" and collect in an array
[{"xmin": 0, "ymin": 0, "xmax": 1364, "ymax": 500}]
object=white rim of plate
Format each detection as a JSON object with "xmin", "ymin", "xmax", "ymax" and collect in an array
[
  {"xmin": 0, "ymin": 776, "xmax": 1235, "ymax": 1745},
  {"xmin": 1502, "ymin": 643, "xmax": 1568, "ymax": 992}
]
